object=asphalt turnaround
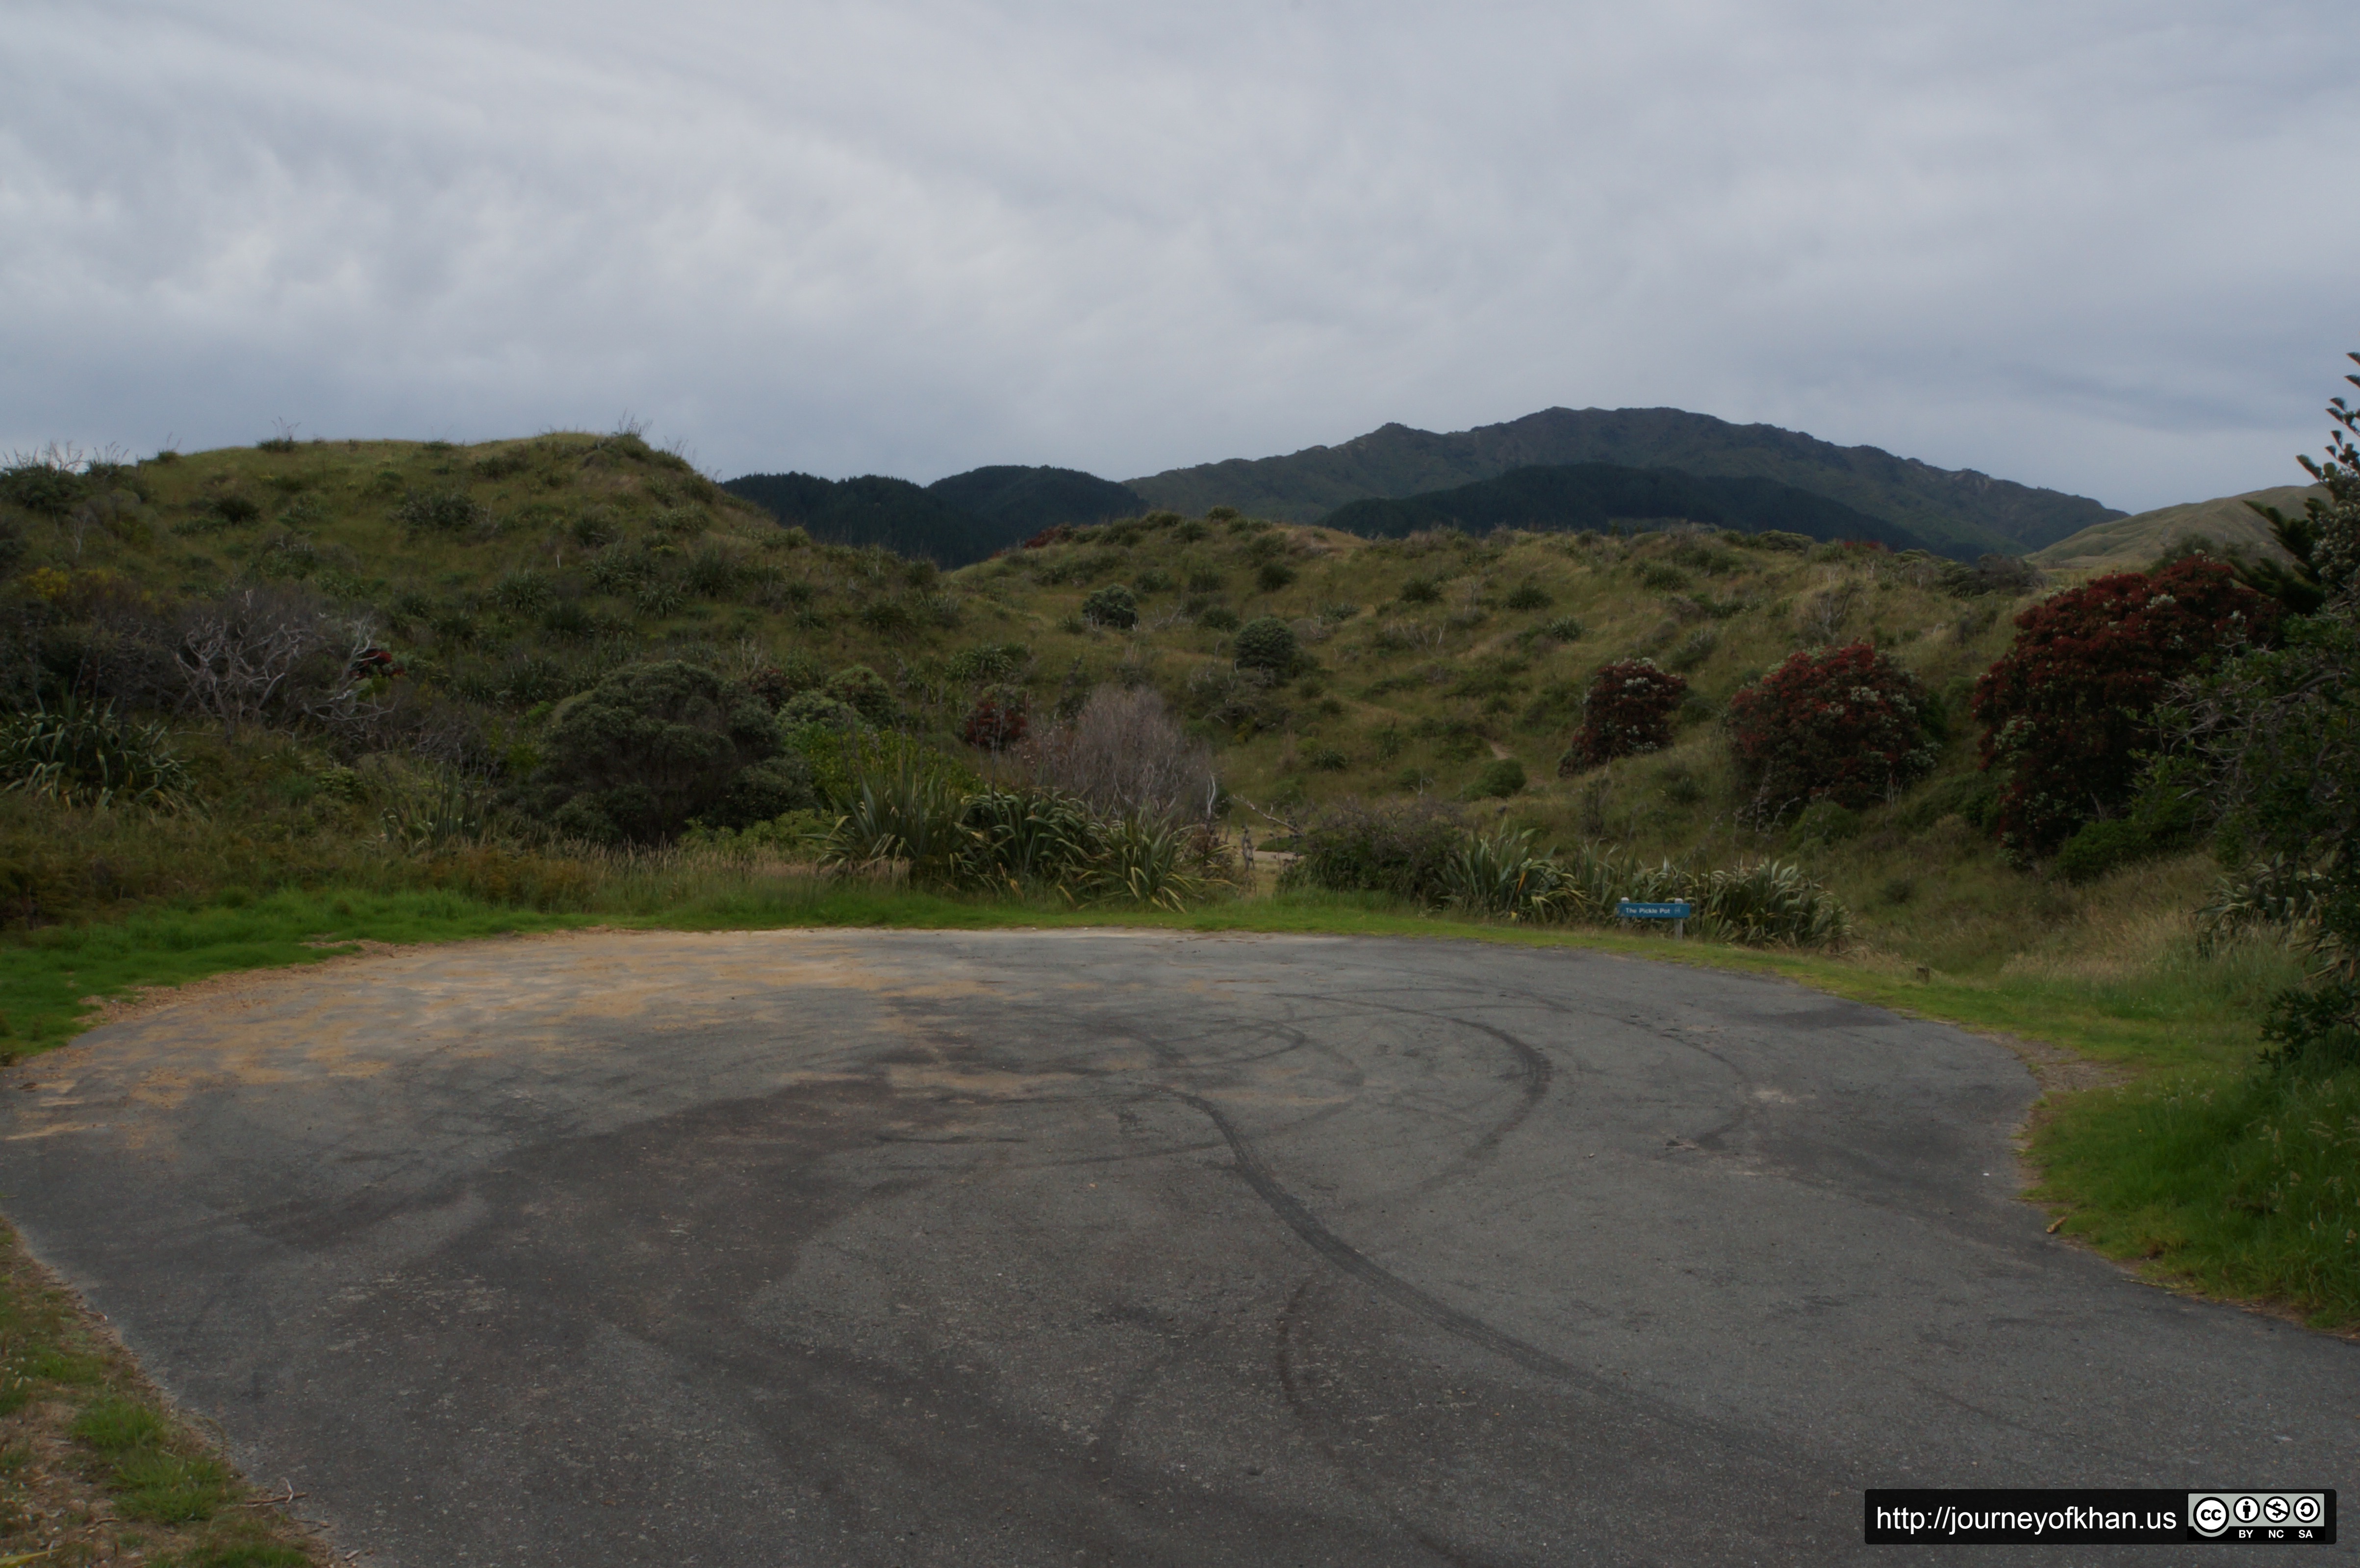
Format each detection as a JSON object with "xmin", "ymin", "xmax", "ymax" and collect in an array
[{"xmin": 3, "ymin": 930, "xmax": 2352, "ymax": 1566}]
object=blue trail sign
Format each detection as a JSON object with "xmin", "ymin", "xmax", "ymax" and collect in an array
[{"xmin": 1615, "ymin": 901, "xmax": 1692, "ymax": 920}]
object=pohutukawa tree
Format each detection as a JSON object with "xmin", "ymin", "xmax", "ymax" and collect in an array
[
  {"xmin": 1973, "ymin": 556, "xmax": 2279, "ymax": 857},
  {"xmin": 1559, "ymin": 658, "xmax": 1686, "ymax": 773},
  {"xmin": 1726, "ymin": 641, "xmax": 1937, "ymax": 821}
]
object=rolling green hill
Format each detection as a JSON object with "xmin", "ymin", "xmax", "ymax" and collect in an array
[
  {"xmin": 1315, "ymin": 462, "xmax": 1939, "ymax": 553},
  {"xmin": 0, "ymin": 432, "xmax": 2065, "ymax": 971},
  {"xmin": 1128, "ymin": 405, "xmax": 2123, "ymax": 556},
  {"xmin": 2029, "ymin": 484, "xmax": 2324, "ymax": 576}
]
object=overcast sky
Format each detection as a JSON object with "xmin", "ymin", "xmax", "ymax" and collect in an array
[{"xmin": 5, "ymin": 1, "xmax": 2355, "ymax": 512}]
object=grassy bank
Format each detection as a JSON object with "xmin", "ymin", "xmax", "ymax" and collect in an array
[{"xmin": 0, "ymin": 1223, "xmax": 323, "ymax": 1567}]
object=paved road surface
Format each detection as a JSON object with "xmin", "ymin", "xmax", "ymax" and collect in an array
[{"xmin": 2, "ymin": 930, "xmax": 2351, "ymax": 1565}]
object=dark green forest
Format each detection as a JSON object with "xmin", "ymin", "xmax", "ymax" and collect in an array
[{"xmin": 1315, "ymin": 462, "xmax": 1943, "ymax": 552}]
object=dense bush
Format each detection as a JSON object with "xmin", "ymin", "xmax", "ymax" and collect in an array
[
  {"xmin": 1939, "ymin": 554, "xmax": 2044, "ymax": 597},
  {"xmin": 1503, "ymin": 583, "xmax": 1553, "ymax": 611},
  {"xmin": 780, "ymin": 690, "xmax": 863, "ymax": 730},
  {"xmin": 0, "ymin": 696, "xmax": 194, "ymax": 810},
  {"xmin": 819, "ymin": 767, "xmax": 1232, "ymax": 910},
  {"xmin": 0, "ymin": 455, "xmax": 85, "ymax": 518},
  {"xmin": 1279, "ymin": 797, "xmax": 1466, "ymax": 902},
  {"xmin": 1233, "ymin": 616, "xmax": 1298, "ymax": 674},
  {"xmin": 1462, "ymin": 757, "xmax": 1526, "ymax": 799},
  {"xmin": 824, "ymin": 664, "xmax": 895, "ymax": 724},
  {"xmin": 1726, "ymin": 641, "xmax": 1937, "ymax": 821},
  {"xmin": 1974, "ymin": 556, "xmax": 2279, "ymax": 856},
  {"xmin": 523, "ymin": 661, "xmax": 806, "ymax": 843},
  {"xmin": 1279, "ymin": 804, "xmax": 1851, "ymax": 943},
  {"xmin": 1080, "ymin": 583, "xmax": 1138, "ymax": 629},
  {"xmin": 1559, "ymin": 658, "xmax": 1686, "ymax": 772},
  {"xmin": 393, "ymin": 487, "xmax": 488, "ymax": 535}
]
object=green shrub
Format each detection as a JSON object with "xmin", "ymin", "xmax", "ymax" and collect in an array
[
  {"xmin": 825, "ymin": 664, "xmax": 895, "ymax": 723},
  {"xmin": 2054, "ymin": 818, "xmax": 2153, "ymax": 884},
  {"xmin": 1398, "ymin": 577, "xmax": 1442, "ymax": 605},
  {"xmin": 1254, "ymin": 561, "xmax": 1297, "ymax": 593},
  {"xmin": 523, "ymin": 661, "xmax": 785, "ymax": 843},
  {"xmin": 1538, "ymin": 614, "xmax": 1584, "ymax": 642},
  {"xmin": 685, "ymin": 548, "xmax": 739, "ymax": 598},
  {"xmin": 1786, "ymin": 799, "xmax": 1861, "ymax": 849},
  {"xmin": 1438, "ymin": 826, "xmax": 1571, "ymax": 920},
  {"xmin": 2, "ymin": 464, "xmax": 83, "ymax": 518},
  {"xmin": 1081, "ymin": 583, "xmax": 1139, "ymax": 629},
  {"xmin": 393, "ymin": 487, "xmax": 487, "ymax": 534},
  {"xmin": 779, "ymin": 691, "xmax": 863, "ymax": 730},
  {"xmin": 1462, "ymin": 758, "xmax": 1526, "ymax": 799},
  {"xmin": 491, "ymin": 570, "xmax": 550, "ymax": 612},
  {"xmin": 947, "ymin": 643, "xmax": 1029, "ymax": 683},
  {"xmin": 1899, "ymin": 771, "xmax": 2000, "ymax": 831},
  {"xmin": 1197, "ymin": 604, "xmax": 1241, "ymax": 632},
  {"xmin": 1233, "ymin": 616, "xmax": 1298, "ymax": 674},
  {"xmin": 0, "ymin": 698, "xmax": 195, "ymax": 810},
  {"xmin": 1280, "ymin": 797, "xmax": 1465, "ymax": 902},
  {"xmin": 1305, "ymin": 745, "xmax": 1348, "ymax": 772},
  {"xmin": 1503, "ymin": 583, "xmax": 1554, "ymax": 611}
]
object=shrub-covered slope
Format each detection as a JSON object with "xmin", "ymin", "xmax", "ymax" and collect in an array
[{"xmin": 0, "ymin": 433, "xmax": 2082, "ymax": 968}]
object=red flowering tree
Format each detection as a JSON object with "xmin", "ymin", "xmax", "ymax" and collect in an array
[
  {"xmin": 1727, "ymin": 642, "xmax": 1936, "ymax": 820},
  {"xmin": 1972, "ymin": 556, "xmax": 2279, "ymax": 855},
  {"xmin": 1559, "ymin": 658, "xmax": 1686, "ymax": 772},
  {"xmin": 961, "ymin": 689, "xmax": 1029, "ymax": 751}
]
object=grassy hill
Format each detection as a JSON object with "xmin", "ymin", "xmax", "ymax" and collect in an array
[
  {"xmin": 2029, "ymin": 484, "xmax": 2324, "ymax": 575},
  {"xmin": 0, "ymin": 432, "xmax": 2151, "ymax": 973},
  {"xmin": 1313, "ymin": 462, "xmax": 1941, "ymax": 554},
  {"xmin": 1127, "ymin": 405, "xmax": 2123, "ymax": 556}
]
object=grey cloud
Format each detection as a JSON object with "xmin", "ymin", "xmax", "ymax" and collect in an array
[{"xmin": 2, "ymin": 0, "xmax": 2354, "ymax": 511}]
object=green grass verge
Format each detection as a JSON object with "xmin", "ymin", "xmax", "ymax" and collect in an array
[
  {"xmin": 3, "ymin": 878, "xmax": 2350, "ymax": 1330},
  {"xmin": 0, "ymin": 1225, "xmax": 318, "ymax": 1565}
]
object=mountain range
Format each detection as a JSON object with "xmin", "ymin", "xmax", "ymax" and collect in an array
[
  {"xmin": 725, "ymin": 405, "xmax": 2126, "ymax": 563},
  {"xmin": 721, "ymin": 466, "xmax": 1145, "ymax": 567},
  {"xmin": 1125, "ymin": 407, "xmax": 2121, "ymax": 557}
]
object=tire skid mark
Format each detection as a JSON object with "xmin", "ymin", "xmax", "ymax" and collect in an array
[
  {"xmin": 1265, "ymin": 992, "xmax": 1552, "ymax": 1178},
  {"xmin": 1177, "ymin": 1090, "xmax": 1589, "ymax": 1389},
  {"xmin": 1274, "ymin": 1275, "xmax": 1496, "ymax": 1568}
]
